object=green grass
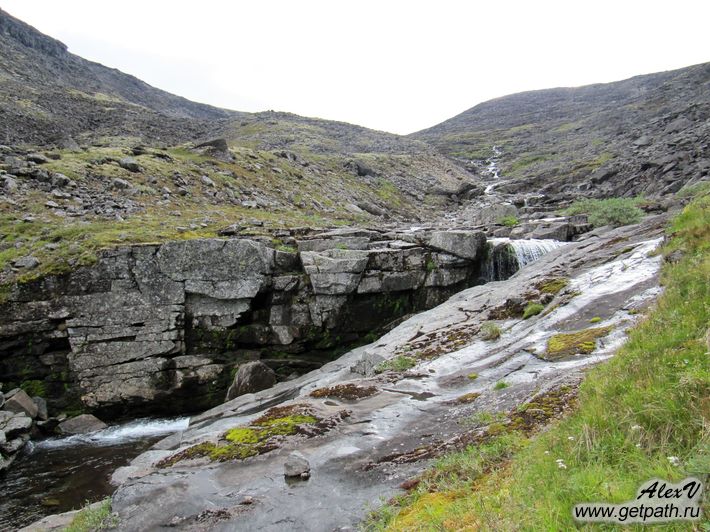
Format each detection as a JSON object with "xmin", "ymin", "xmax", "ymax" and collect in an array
[
  {"xmin": 366, "ymin": 192, "xmax": 710, "ymax": 531},
  {"xmin": 375, "ymin": 355, "xmax": 417, "ymax": 373},
  {"xmin": 64, "ymin": 498, "xmax": 116, "ymax": 532},
  {"xmin": 564, "ymin": 197, "xmax": 644, "ymax": 228},
  {"xmin": 493, "ymin": 380, "xmax": 509, "ymax": 390},
  {"xmin": 480, "ymin": 322, "xmax": 502, "ymax": 341}
]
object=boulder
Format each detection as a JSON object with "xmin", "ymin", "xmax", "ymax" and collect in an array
[
  {"xmin": 111, "ymin": 177, "xmax": 132, "ymax": 190},
  {"xmin": 26, "ymin": 153, "xmax": 49, "ymax": 164},
  {"xmin": 465, "ymin": 203, "xmax": 518, "ymax": 226},
  {"xmin": 225, "ymin": 361, "xmax": 277, "ymax": 401},
  {"xmin": 3, "ymin": 389, "xmax": 39, "ymax": 418},
  {"xmin": 1, "ymin": 435, "xmax": 28, "ymax": 454},
  {"xmin": 530, "ymin": 223, "xmax": 571, "ymax": 241},
  {"xmin": 118, "ymin": 157, "xmax": 142, "ymax": 173},
  {"xmin": 57, "ymin": 414, "xmax": 107, "ymax": 435},
  {"xmin": 284, "ymin": 451, "xmax": 310, "ymax": 478},
  {"xmin": 50, "ymin": 173, "xmax": 73, "ymax": 188},
  {"xmin": 12, "ymin": 256, "xmax": 40, "ymax": 269},
  {"xmin": 428, "ymin": 231, "xmax": 486, "ymax": 260},
  {"xmin": 2, "ymin": 414, "xmax": 32, "ymax": 438},
  {"xmin": 33, "ymin": 396, "xmax": 49, "ymax": 421}
]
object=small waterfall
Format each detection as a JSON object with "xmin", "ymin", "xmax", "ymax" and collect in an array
[{"xmin": 483, "ymin": 238, "xmax": 567, "ymax": 281}]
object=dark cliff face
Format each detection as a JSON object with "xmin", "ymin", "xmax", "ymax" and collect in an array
[{"xmin": 412, "ymin": 63, "xmax": 710, "ymax": 198}]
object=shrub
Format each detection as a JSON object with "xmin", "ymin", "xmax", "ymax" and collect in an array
[
  {"xmin": 563, "ymin": 197, "xmax": 643, "ymax": 227},
  {"xmin": 498, "ymin": 215, "xmax": 519, "ymax": 227}
]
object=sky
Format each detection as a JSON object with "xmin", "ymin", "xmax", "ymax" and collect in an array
[{"xmin": 3, "ymin": 0, "xmax": 709, "ymax": 134}]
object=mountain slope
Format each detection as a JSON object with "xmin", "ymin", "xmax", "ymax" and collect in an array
[
  {"xmin": 0, "ymin": 8, "xmax": 243, "ymax": 146},
  {"xmin": 412, "ymin": 63, "xmax": 710, "ymax": 199}
]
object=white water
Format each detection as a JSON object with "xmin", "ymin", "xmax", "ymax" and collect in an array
[
  {"xmin": 483, "ymin": 146, "xmax": 503, "ymax": 195},
  {"xmin": 489, "ymin": 237, "xmax": 567, "ymax": 268},
  {"xmin": 36, "ymin": 417, "xmax": 189, "ymax": 449}
]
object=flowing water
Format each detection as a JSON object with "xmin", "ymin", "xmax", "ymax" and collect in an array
[
  {"xmin": 0, "ymin": 417, "xmax": 188, "ymax": 529},
  {"xmin": 483, "ymin": 238, "xmax": 567, "ymax": 281}
]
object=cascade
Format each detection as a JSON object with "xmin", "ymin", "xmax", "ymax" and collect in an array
[{"xmin": 483, "ymin": 238, "xmax": 567, "ymax": 281}]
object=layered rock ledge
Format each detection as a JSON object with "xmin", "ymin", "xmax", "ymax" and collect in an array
[{"xmin": 0, "ymin": 228, "xmax": 488, "ymax": 417}]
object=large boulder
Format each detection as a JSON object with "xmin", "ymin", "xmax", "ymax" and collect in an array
[
  {"xmin": 3, "ymin": 389, "xmax": 39, "ymax": 418},
  {"xmin": 2, "ymin": 413, "xmax": 32, "ymax": 438},
  {"xmin": 57, "ymin": 414, "xmax": 107, "ymax": 435},
  {"xmin": 464, "ymin": 203, "xmax": 519, "ymax": 226},
  {"xmin": 118, "ymin": 157, "xmax": 142, "ymax": 173},
  {"xmin": 225, "ymin": 361, "xmax": 277, "ymax": 401},
  {"xmin": 428, "ymin": 231, "xmax": 487, "ymax": 260}
]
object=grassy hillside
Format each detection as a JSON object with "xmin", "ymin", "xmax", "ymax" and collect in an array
[{"xmin": 366, "ymin": 190, "xmax": 709, "ymax": 530}]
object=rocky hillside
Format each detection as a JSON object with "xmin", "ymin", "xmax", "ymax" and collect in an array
[
  {"xmin": 412, "ymin": 62, "xmax": 710, "ymax": 199},
  {"xmin": 0, "ymin": 9, "xmax": 482, "ymax": 291},
  {"xmin": 0, "ymin": 9, "xmax": 241, "ymax": 147}
]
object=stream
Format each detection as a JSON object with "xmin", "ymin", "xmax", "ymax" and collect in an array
[{"xmin": 0, "ymin": 417, "xmax": 188, "ymax": 529}]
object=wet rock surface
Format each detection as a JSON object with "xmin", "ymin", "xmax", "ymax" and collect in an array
[{"xmin": 106, "ymin": 215, "xmax": 667, "ymax": 531}]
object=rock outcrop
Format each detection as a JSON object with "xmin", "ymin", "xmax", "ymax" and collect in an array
[{"xmin": 0, "ymin": 229, "xmax": 488, "ymax": 417}]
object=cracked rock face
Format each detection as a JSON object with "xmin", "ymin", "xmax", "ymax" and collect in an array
[{"xmin": 0, "ymin": 230, "xmax": 488, "ymax": 417}]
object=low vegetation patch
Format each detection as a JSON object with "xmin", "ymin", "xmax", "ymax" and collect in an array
[
  {"xmin": 374, "ymin": 355, "xmax": 417, "ymax": 374},
  {"xmin": 497, "ymin": 215, "xmax": 519, "ymax": 227},
  {"xmin": 535, "ymin": 277, "xmax": 569, "ymax": 295},
  {"xmin": 65, "ymin": 498, "xmax": 116, "ymax": 532},
  {"xmin": 157, "ymin": 404, "xmax": 322, "ymax": 467},
  {"xmin": 522, "ymin": 302, "xmax": 544, "ymax": 319},
  {"xmin": 366, "ymin": 191, "xmax": 709, "ymax": 531},
  {"xmin": 309, "ymin": 383, "xmax": 378, "ymax": 400},
  {"xmin": 479, "ymin": 322, "xmax": 502, "ymax": 341},
  {"xmin": 453, "ymin": 392, "xmax": 480, "ymax": 404},
  {"xmin": 543, "ymin": 325, "xmax": 613, "ymax": 360},
  {"xmin": 563, "ymin": 197, "xmax": 644, "ymax": 227}
]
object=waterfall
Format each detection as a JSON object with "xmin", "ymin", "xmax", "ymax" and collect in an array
[
  {"xmin": 36, "ymin": 416, "xmax": 190, "ymax": 449},
  {"xmin": 483, "ymin": 238, "xmax": 567, "ymax": 281}
]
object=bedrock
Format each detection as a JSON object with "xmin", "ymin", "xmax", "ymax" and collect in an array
[{"xmin": 0, "ymin": 230, "xmax": 487, "ymax": 416}]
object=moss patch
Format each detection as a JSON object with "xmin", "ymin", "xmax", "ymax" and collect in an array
[
  {"xmin": 543, "ymin": 326, "xmax": 613, "ymax": 360},
  {"xmin": 454, "ymin": 392, "xmax": 480, "ymax": 404},
  {"xmin": 522, "ymin": 302, "xmax": 544, "ymax": 319},
  {"xmin": 157, "ymin": 405, "xmax": 322, "ymax": 467},
  {"xmin": 535, "ymin": 277, "xmax": 569, "ymax": 295},
  {"xmin": 309, "ymin": 383, "xmax": 378, "ymax": 400}
]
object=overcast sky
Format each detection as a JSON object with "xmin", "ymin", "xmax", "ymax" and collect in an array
[{"xmin": 3, "ymin": 0, "xmax": 709, "ymax": 134}]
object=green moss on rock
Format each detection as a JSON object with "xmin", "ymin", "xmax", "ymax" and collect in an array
[{"xmin": 543, "ymin": 326, "xmax": 613, "ymax": 360}]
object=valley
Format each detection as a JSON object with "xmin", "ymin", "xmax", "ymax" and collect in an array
[{"xmin": 0, "ymin": 6, "xmax": 707, "ymax": 531}]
